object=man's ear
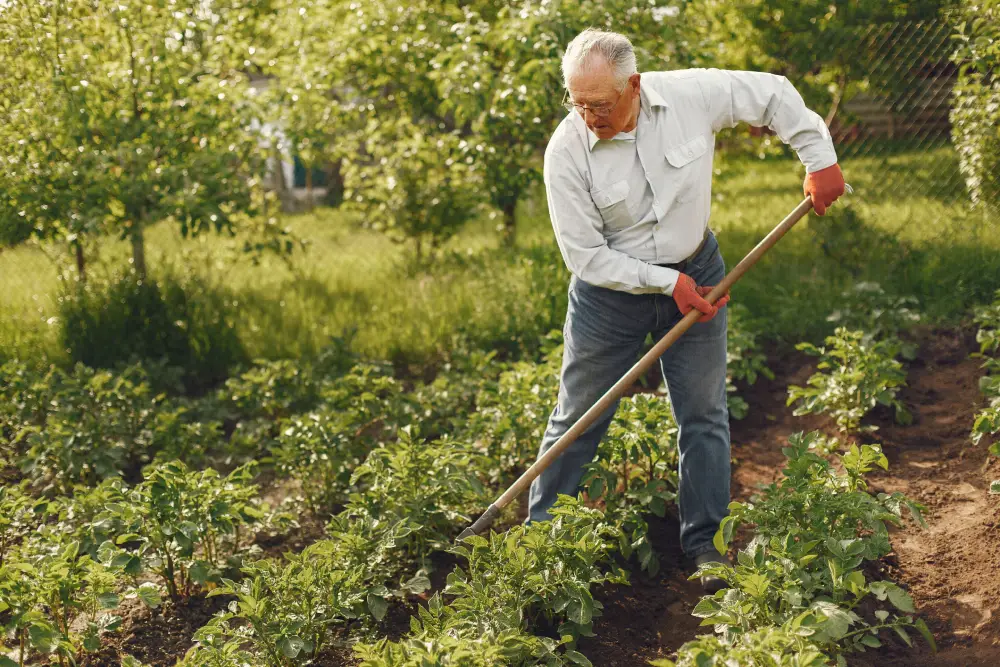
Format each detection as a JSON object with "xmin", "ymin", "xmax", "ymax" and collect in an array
[{"xmin": 631, "ymin": 72, "xmax": 641, "ymax": 94}]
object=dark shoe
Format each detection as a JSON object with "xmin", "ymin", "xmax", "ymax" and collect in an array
[{"xmin": 693, "ymin": 550, "xmax": 732, "ymax": 594}]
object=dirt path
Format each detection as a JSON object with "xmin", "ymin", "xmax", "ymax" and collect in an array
[{"xmin": 583, "ymin": 327, "xmax": 1000, "ymax": 665}]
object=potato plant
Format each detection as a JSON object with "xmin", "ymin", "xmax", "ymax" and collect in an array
[
  {"xmin": 726, "ymin": 303, "xmax": 775, "ymax": 420},
  {"xmin": 271, "ymin": 363, "xmax": 404, "ymax": 516},
  {"xmin": 97, "ymin": 461, "xmax": 269, "ymax": 602},
  {"xmin": 183, "ymin": 432, "xmax": 491, "ymax": 666},
  {"xmin": 17, "ymin": 363, "xmax": 163, "ymax": 494},
  {"xmin": 971, "ymin": 290, "xmax": 1000, "ymax": 492},
  {"xmin": 0, "ymin": 536, "xmax": 159, "ymax": 666},
  {"xmin": 787, "ymin": 327, "xmax": 911, "ymax": 433},
  {"xmin": 464, "ymin": 343, "xmax": 562, "ymax": 485},
  {"xmin": 651, "ymin": 622, "xmax": 833, "ymax": 667},
  {"xmin": 0, "ymin": 484, "xmax": 39, "ymax": 568},
  {"xmin": 582, "ymin": 394, "xmax": 679, "ymax": 575},
  {"xmin": 355, "ymin": 498, "xmax": 626, "ymax": 667},
  {"xmin": 825, "ymin": 282, "xmax": 922, "ymax": 358},
  {"xmin": 689, "ymin": 431, "xmax": 933, "ymax": 664},
  {"xmin": 192, "ymin": 541, "xmax": 372, "ymax": 666}
]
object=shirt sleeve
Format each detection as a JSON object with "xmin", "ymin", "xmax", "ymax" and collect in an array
[
  {"xmin": 695, "ymin": 68, "xmax": 839, "ymax": 173},
  {"xmin": 544, "ymin": 147, "xmax": 680, "ymax": 295}
]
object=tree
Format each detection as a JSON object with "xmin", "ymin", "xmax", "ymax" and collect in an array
[
  {"xmin": 283, "ymin": 0, "xmax": 485, "ymax": 256},
  {"xmin": 0, "ymin": 0, "xmax": 274, "ymax": 280},
  {"xmin": 434, "ymin": 0, "xmax": 690, "ymax": 246},
  {"xmin": 682, "ymin": 0, "xmax": 946, "ymax": 126},
  {"xmin": 341, "ymin": 116, "xmax": 481, "ymax": 260}
]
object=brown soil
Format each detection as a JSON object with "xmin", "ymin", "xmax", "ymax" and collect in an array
[
  {"xmin": 581, "ymin": 327, "xmax": 1000, "ymax": 665},
  {"xmin": 79, "ymin": 593, "xmax": 232, "ymax": 666},
  {"xmin": 84, "ymin": 327, "xmax": 1000, "ymax": 666}
]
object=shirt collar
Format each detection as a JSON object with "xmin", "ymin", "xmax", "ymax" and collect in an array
[{"xmin": 581, "ymin": 82, "xmax": 669, "ymax": 151}]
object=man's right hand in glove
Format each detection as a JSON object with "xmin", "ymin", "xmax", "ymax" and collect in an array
[{"xmin": 672, "ymin": 273, "xmax": 730, "ymax": 322}]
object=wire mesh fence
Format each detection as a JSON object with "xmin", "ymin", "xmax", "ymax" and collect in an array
[{"xmin": 827, "ymin": 17, "xmax": 996, "ymax": 219}]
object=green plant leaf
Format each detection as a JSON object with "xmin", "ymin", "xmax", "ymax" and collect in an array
[
  {"xmin": 914, "ymin": 617, "xmax": 937, "ymax": 651},
  {"xmin": 367, "ymin": 592, "xmax": 389, "ymax": 621},
  {"xmin": 137, "ymin": 582, "xmax": 162, "ymax": 609}
]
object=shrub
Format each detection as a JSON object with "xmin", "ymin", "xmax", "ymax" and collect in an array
[
  {"xmin": 58, "ymin": 272, "xmax": 246, "ymax": 389},
  {"xmin": 951, "ymin": 0, "xmax": 1000, "ymax": 211}
]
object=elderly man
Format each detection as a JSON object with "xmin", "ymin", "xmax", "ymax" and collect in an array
[{"xmin": 529, "ymin": 28, "xmax": 844, "ymax": 592}]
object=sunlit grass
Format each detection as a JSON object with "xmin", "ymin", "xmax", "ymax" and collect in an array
[{"xmin": 1, "ymin": 146, "xmax": 997, "ymax": 370}]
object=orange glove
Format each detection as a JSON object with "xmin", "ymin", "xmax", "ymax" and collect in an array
[
  {"xmin": 672, "ymin": 273, "xmax": 730, "ymax": 322},
  {"xmin": 803, "ymin": 163, "xmax": 846, "ymax": 215}
]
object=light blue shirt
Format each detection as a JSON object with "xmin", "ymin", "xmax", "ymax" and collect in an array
[{"xmin": 544, "ymin": 68, "xmax": 839, "ymax": 295}]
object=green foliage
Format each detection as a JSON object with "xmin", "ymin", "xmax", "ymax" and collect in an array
[
  {"xmin": 787, "ymin": 328, "xmax": 911, "ymax": 433},
  {"xmin": 650, "ymin": 622, "xmax": 832, "ymax": 667},
  {"xmin": 726, "ymin": 303, "xmax": 775, "ymax": 419},
  {"xmin": 688, "ymin": 431, "xmax": 932, "ymax": 663},
  {"xmin": 824, "ymin": 282, "xmax": 922, "ymax": 358},
  {"xmin": 355, "ymin": 497, "xmax": 627, "ymax": 666},
  {"xmin": 97, "ymin": 461, "xmax": 269, "ymax": 602},
  {"xmin": 343, "ymin": 118, "xmax": 482, "ymax": 259},
  {"xmin": 0, "ymin": 0, "xmax": 272, "ymax": 276},
  {"xmin": 0, "ymin": 484, "xmax": 42, "ymax": 568},
  {"xmin": 193, "ymin": 541, "xmax": 370, "ymax": 666},
  {"xmin": 684, "ymin": 0, "xmax": 945, "ymax": 125},
  {"xmin": 222, "ymin": 359, "xmax": 320, "ymax": 422},
  {"xmin": 58, "ymin": 272, "xmax": 247, "ymax": 388},
  {"xmin": 18, "ymin": 363, "xmax": 163, "ymax": 494},
  {"xmin": 971, "ymin": 291, "xmax": 1000, "ymax": 490},
  {"xmin": 431, "ymin": 0, "xmax": 687, "ymax": 244},
  {"xmin": 464, "ymin": 335, "xmax": 563, "ymax": 485},
  {"xmin": 0, "ymin": 532, "xmax": 160, "ymax": 665},
  {"xmin": 185, "ymin": 429, "xmax": 491, "ymax": 666},
  {"xmin": 951, "ymin": 0, "xmax": 1000, "ymax": 211},
  {"xmin": 272, "ymin": 363, "xmax": 404, "ymax": 516},
  {"xmin": 583, "ymin": 394, "xmax": 679, "ymax": 576},
  {"xmin": 343, "ymin": 426, "xmax": 488, "ymax": 560}
]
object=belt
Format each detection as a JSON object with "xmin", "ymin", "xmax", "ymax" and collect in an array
[{"xmin": 653, "ymin": 227, "xmax": 711, "ymax": 273}]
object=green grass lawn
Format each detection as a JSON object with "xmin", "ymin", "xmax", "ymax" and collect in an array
[{"xmin": 1, "ymin": 145, "xmax": 997, "ymax": 373}]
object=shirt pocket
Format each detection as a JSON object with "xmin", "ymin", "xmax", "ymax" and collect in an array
[
  {"xmin": 665, "ymin": 134, "xmax": 708, "ymax": 203},
  {"xmin": 590, "ymin": 179, "xmax": 633, "ymax": 232}
]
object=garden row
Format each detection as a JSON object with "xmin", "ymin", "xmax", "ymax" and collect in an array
[
  {"xmin": 0, "ymin": 293, "xmax": 774, "ymax": 666},
  {"xmin": 3, "ymin": 284, "xmax": 989, "ymax": 665}
]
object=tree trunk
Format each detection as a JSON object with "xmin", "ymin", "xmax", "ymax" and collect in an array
[
  {"xmin": 415, "ymin": 235, "xmax": 423, "ymax": 262},
  {"xmin": 74, "ymin": 241, "xmax": 86, "ymax": 283},
  {"xmin": 502, "ymin": 199, "xmax": 517, "ymax": 248},
  {"xmin": 131, "ymin": 220, "xmax": 147, "ymax": 280},
  {"xmin": 322, "ymin": 159, "xmax": 345, "ymax": 208},
  {"xmin": 305, "ymin": 165, "xmax": 314, "ymax": 210},
  {"xmin": 273, "ymin": 148, "xmax": 293, "ymax": 213}
]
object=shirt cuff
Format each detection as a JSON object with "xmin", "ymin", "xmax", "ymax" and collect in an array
[{"xmin": 641, "ymin": 263, "xmax": 681, "ymax": 295}]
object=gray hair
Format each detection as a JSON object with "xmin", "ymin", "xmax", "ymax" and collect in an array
[{"xmin": 561, "ymin": 29, "xmax": 637, "ymax": 89}]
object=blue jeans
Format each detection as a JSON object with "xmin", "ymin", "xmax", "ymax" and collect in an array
[{"xmin": 527, "ymin": 231, "xmax": 730, "ymax": 558}]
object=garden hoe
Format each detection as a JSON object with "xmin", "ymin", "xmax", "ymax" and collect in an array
[{"xmin": 457, "ymin": 191, "xmax": 850, "ymax": 542}]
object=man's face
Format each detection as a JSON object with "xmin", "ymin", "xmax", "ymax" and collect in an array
[{"xmin": 566, "ymin": 64, "xmax": 639, "ymax": 141}]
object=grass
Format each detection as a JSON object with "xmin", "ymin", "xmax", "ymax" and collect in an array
[{"xmin": 1, "ymin": 145, "xmax": 997, "ymax": 373}]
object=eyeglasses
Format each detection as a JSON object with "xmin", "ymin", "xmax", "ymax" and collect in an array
[{"xmin": 562, "ymin": 79, "xmax": 630, "ymax": 118}]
